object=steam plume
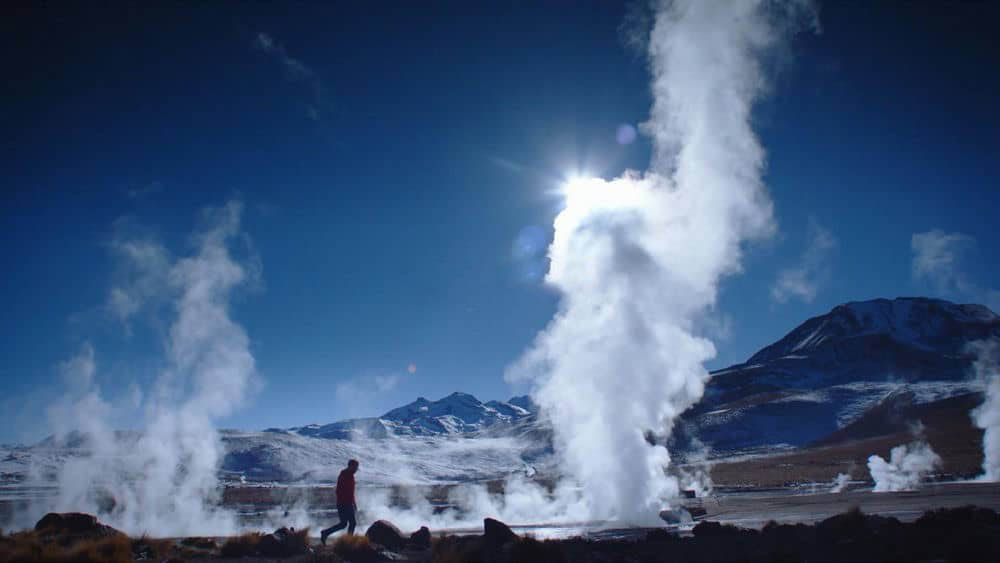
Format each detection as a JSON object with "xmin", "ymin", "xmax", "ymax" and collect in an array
[
  {"xmin": 830, "ymin": 472, "xmax": 849, "ymax": 493},
  {"xmin": 507, "ymin": 1, "xmax": 814, "ymax": 524},
  {"xmin": 42, "ymin": 201, "xmax": 258, "ymax": 536},
  {"xmin": 969, "ymin": 338, "xmax": 1000, "ymax": 481},
  {"xmin": 867, "ymin": 441, "xmax": 941, "ymax": 492}
]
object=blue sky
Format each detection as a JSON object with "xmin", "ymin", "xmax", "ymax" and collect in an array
[{"xmin": 2, "ymin": 1, "xmax": 998, "ymax": 443}]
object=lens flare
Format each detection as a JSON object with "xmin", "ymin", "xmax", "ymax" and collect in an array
[{"xmin": 559, "ymin": 175, "xmax": 641, "ymax": 216}]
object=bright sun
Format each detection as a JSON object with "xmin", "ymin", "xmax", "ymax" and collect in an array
[{"xmin": 560, "ymin": 174, "xmax": 638, "ymax": 215}]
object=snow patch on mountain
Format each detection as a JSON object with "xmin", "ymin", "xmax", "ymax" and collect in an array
[
  {"xmin": 688, "ymin": 298, "xmax": 998, "ymax": 451},
  {"xmin": 277, "ymin": 392, "xmax": 536, "ymax": 440},
  {"xmin": 749, "ymin": 298, "xmax": 997, "ymax": 365},
  {"xmin": 219, "ymin": 430, "xmax": 544, "ymax": 485}
]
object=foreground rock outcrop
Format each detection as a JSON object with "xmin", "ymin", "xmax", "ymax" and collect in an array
[
  {"xmin": 483, "ymin": 517, "xmax": 517, "ymax": 546},
  {"xmin": 365, "ymin": 519, "xmax": 406, "ymax": 550},
  {"xmin": 6, "ymin": 507, "xmax": 1000, "ymax": 562},
  {"xmin": 409, "ymin": 525, "xmax": 431, "ymax": 549},
  {"xmin": 33, "ymin": 512, "xmax": 122, "ymax": 538},
  {"xmin": 428, "ymin": 507, "xmax": 1000, "ymax": 563}
]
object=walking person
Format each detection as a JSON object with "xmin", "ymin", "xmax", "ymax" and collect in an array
[{"xmin": 320, "ymin": 459, "xmax": 359, "ymax": 545}]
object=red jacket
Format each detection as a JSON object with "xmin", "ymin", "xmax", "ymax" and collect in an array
[{"xmin": 336, "ymin": 468, "xmax": 355, "ymax": 505}]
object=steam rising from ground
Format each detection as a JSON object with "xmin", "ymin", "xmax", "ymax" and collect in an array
[
  {"xmin": 23, "ymin": 1, "xmax": 819, "ymax": 535},
  {"xmin": 830, "ymin": 472, "xmax": 850, "ymax": 493},
  {"xmin": 506, "ymin": 0, "xmax": 813, "ymax": 524},
  {"xmin": 40, "ymin": 201, "xmax": 258, "ymax": 536},
  {"xmin": 969, "ymin": 338, "xmax": 1000, "ymax": 481},
  {"xmin": 867, "ymin": 442, "xmax": 941, "ymax": 492}
]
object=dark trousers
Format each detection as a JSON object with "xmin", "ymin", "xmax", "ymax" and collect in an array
[{"xmin": 323, "ymin": 503, "xmax": 356, "ymax": 536}]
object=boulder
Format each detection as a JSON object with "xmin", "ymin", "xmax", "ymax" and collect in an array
[
  {"xmin": 34, "ymin": 512, "xmax": 121, "ymax": 538},
  {"xmin": 35, "ymin": 512, "xmax": 97, "ymax": 532},
  {"xmin": 409, "ymin": 526, "xmax": 431, "ymax": 549},
  {"xmin": 483, "ymin": 517, "xmax": 517, "ymax": 546},
  {"xmin": 366, "ymin": 519, "xmax": 406, "ymax": 550},
  {"xmin": 258, "ymin": 527, "xmax": 309, "ymax": 557}
]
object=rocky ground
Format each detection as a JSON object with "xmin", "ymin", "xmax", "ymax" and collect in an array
[
  {"xmin": 2, "ymin": 399, "xmax": 994, "ymax": 561},
  {"xmin": 6, "ymin": 499, "xmax": 1000, "ymax": 562}
]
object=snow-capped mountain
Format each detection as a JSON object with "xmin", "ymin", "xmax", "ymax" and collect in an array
[
  {"xmin": 217, "ymin": 394, "xmax": 546, "ymax": 483},
  {"xmin": 681, "ymin": 297, "xmax": 998, "ymax": 451},
  {"xmin": 270, "ymin": 392, "xmax": 536, "ymax": 440},
  {"xmin": 8, "ymin": 297, "xmax": 995, "ymax": 487}
]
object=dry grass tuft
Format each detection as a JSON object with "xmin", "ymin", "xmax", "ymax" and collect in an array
[
  {"xmin": 0, "ymin": 530, "xmax": 133, "ymax": 563},
  {"xmin": 132, "ymin": 534, "xmax": 172, "ymax": 560},
  {"xmin": 220, "ymin": 531, "xmax": 263, "ymax": 558},
  {"xmin": 259, "ymin": 527, "xmax": 311, "ymax": 557},
  {"xmin": 180, "ymin": 535, "xmax": 217, "ymax": 550},
  {"xmin": 282, "ymin": 526, "xmax": 310, "ymax": 555},
  {"xmin": 430, "ymin": 534, "xmax": 482, "ymax": 563},
  {"xmin": 63, "ymin": 534, "xmax": 132, "ymax": 563},
  {"xmin": 333, "ymin": 534, "xmax": 378, "ymax": 563},
  {"xmin": 219, "ymin": 527, "xmax": 312, "ymax": 558}
]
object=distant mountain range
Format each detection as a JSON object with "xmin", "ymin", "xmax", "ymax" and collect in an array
[
  {"xmin": 267, "ymin": 393, "xmax": 537, "ymax": 440},
  {"xmin": 6, "ymin": 297, "xmax": 996, "ymax": 485}
]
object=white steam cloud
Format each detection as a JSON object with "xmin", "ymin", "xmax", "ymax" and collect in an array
[
  {"xmin": 40, "ymin": 201, "xmax": 259, "ymax": 536},
  {"xmin": 771, "ymin": 218, "xmax": 836, "ymax": 304},
  {"xmin": 867, "ymin": 441, "xmax": 941, "ymax": 492},
  {"xmin": 969, "ymin": 338, "xmax": 1000, "ymax": 481},
  {"xmin": 507, "ymin": 1, "xmax": 814, "ymax": 524},
  {"xmin": 829, "ymin": 472, "xmax": 850, "ymax": 493},
  {"xmin": 911, "ymin": 229, "xmax": 1000, "ymax": 311},
  {"xmin": 253, "ymin": 32, "xmax": 314, "ymax": 80}
]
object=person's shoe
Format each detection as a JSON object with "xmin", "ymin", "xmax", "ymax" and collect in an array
[{"xmin": 320, "ymin": 529, "xmax": 329, "ymax": 545}]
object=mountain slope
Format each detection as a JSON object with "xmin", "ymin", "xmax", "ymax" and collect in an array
[{"xmin": 680, "ymin": 297, "xmax": 997, "ymax": 451}]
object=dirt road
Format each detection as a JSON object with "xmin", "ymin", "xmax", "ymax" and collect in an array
[{"xmin": 694, "ymin": 481, "xmax": 1000, "ymax": 529}]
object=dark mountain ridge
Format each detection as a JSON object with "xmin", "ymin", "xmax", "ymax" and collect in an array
[{"xmin": 682, "ymin": 297, "xmax": 997, "ymax": 451}]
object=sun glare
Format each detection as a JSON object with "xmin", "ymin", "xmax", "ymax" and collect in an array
[{"xmin": 560, "ymin": 174, "xmax": 638, "ymax": 215}]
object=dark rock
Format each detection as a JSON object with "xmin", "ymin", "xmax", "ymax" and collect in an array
[
  {"xmin": 257, "ymin": 533, "xmax": 282, "ymax": 557},
  {"xmin": 34, "ymin": 512, "xmax": 121, "ymax": 537},
  {"xmin": 645, "ymin": 528, "xmax": 677, "ymax": 542},
  {"xmin": 692, "ymin": 520, "xmax": 758, "ymax": 537},
  {"xmin": 409, "ymin": 525, "xmax": 431, "ymax": 549},
  {"xmin": 258, "ymin": 526, "xmax": 309, "ymax": 557},
  {"xmin": 484, "ymin": 517, "xmax": 518, "ymax": 546},
  {"xmin": 508, "ymin": 536, "xmax": 567, "ymax": 563},
  {"xmin": 35, "ymin": 512, "xmax": 97, "ymax": 532},
  {"xmin": 366, "ymin": 519, "xmax": 406, "ymax": 550},
  {"xmin": 816, "ymin": 506, "xmax": 900, "ymax": 544}
]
